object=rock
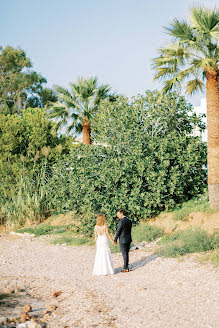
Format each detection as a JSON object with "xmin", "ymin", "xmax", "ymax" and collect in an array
[
  {"xmin": 22, "ymin": 304, "xmax": 32, "ymax": 313},
  {"xmin": 8, "ymin": 316, "xmax": 20, "ymax": 322},
  {"xmin": 130, "ymin": 245, "xmax": 139, "ymax": 251},
  {"xmin": 27, "ymin": 320, "xmax": 44, "ymax": 328},
  {"xmin": 45, "ymin": 304, "xmax": 57, "ymax": 312},
  {"xmin": 0, "ymin": 317, "xmax": 8, "ymax": 324},
  {"xmin": 52, "ymin": 291, "xmax": 62, "ymax": 298},
  {"xmin": 42, "ymin": 313, "xmax": 50, "ymax": 321},
  {"xmin": 17, "ymin": 323, "xmax": 28, "ymax": 328},
  {"xmin": 20, "ymin": 312, "xmax": 31, "ymax": 322}
]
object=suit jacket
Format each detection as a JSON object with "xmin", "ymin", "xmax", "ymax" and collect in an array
[{"xmin": 114, "ymin": 216, "xmax": 132, "ymax": 244}]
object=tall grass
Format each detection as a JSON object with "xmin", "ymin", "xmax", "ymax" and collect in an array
[
  {"xmin": 0, "ymin": 167, "xmax": 49, "ymax": 226},
  {"xmin": 172, "ymin": 193, "xmax": 219, "ymax": 221},
  {"xmin": 157, "ymin": 228, "xmax": 219, "ymax": 257},
  {"xmin": 132, "ymin": 223, "xmax": 163, "ymax": 242},
  {"xmin": 51, "ymin": 235, "xmax": 95, "ymax": 246},
  {"xmin": 199, "ymin": 249, "xmax": 219, "ymax": 267},
  {"xmin": 17, "ymin": 224, "xmax": 69, "ymax": 236}
]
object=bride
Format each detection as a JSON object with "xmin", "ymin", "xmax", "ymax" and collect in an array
[{"xmin": 93, "ymin": 214, "xmax": 115, "ymax": 276}]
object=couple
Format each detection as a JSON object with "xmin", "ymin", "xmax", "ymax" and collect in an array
[{"xmin": 93, "ymin": 209, "xmax": 132, "ymax": 276}]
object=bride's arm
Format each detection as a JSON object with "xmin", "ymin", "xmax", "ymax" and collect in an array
[{"xmin": 105, "ymin": 225, "xmax": 114, "ymax": 243}]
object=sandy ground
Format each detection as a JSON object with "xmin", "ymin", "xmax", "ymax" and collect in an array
[{"xmin": 0, "ymin": 234, "xmax": 218, "ymax": 328}]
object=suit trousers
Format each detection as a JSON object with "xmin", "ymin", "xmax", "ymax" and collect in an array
[{"xmin": 119, "ymin": 242, "xmax": 131, "ymax": 269}]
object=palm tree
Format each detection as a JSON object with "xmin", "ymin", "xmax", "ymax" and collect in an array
[
  {"xmin": 152, "ymin": 6, "xmax": 219, "ymax": 209},
  {"xmin": 49, "ymin": 76, "xmax": 112, "ymax": 145}
]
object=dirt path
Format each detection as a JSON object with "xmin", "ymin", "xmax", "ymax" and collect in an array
[{"xmin": 0, "ymin": 234, "xmax": 218, "ymax": 328}]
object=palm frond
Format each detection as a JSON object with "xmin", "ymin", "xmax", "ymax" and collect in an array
[
  {"xmin": 190, "ymin": 6, "xmax": 219, "ymax": 42},
  {"xmin": 48, "ymin": 102, "xmax": 69, "ymax": 119},
  {"xmin": 74, "ymin": 122, "xmax": 83, "ymax": 134},
  {"xmin": 165, "ymin": 19, "xmax": 196, "ymax": 43},
  {"xmin": 161, "ymin": 77, "xmax": 181, "ymax": 94},
  {"xmin": 153, "ymin": 67, "xmax": 175, "ymax": 80},
  {"xmin": 185, "ymin": 78, "xmax": 204, "ymax": 95}
]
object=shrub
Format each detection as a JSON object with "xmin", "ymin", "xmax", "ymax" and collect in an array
[
  {"xmin": 46, "ymin": 92, "xmax": 206, "ymax": 235},
  {"xmin": 157, "ymin": 229, "xmax": 219, "ymax": 257}
]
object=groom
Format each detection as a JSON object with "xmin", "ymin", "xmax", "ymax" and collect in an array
[{"xmin": 114, "ymin": 209, "xmax": 132, "ymax": 272}]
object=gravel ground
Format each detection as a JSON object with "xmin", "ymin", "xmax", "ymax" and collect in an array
[{"xmin": 0, "ymin": 234, "xmax": 218, "ymax": 328}]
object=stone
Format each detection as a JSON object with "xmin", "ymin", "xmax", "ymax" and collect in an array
[
  {"xmin": 20, "ymin": 312, "xmax": 31, "ymax": 322},
  {"xmin": 130, "ymin": 245, "xmax": 139, "ymax": 251},
  {"xmin": 22, "ymin": 304, "xmax": 32, "ymax": 313},
  {"xmin": 52, "ymin": 291, "xmax": 62, "ymax": 298},
  {"xmin": 8, "ymin": 316, "xmax": 20, "ymax": 322},
  {"xmin": 27, "ymin": 320, "xmax": 44, "ymax": 328},
  {"xmin": 0, "ymin": 317, "xmax": 8, "ymax": 324},
  {"xmin": 45, "ymin": 304, "xmax": 57, "ymax": 312},
  {"xmin": 41, "ymin": 313, "xmax": 50, "ymax": 322},
  {"xmin": 17, "ymin": 323, "xmax": 28, "ymax": 328}
]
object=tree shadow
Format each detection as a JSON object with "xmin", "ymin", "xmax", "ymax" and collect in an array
[{"xmin": 114, "ymin": 253, "xmax": 158, "ymax": 274}]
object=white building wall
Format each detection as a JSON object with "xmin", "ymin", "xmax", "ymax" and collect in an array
[{"xmin": 192, "ymin": 98, "xmax": 207, "ymax": 143}]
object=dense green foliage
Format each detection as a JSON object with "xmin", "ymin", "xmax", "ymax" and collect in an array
[
  {"xmin": 45, "ymin": 91, "xmax": 207, "ymax": 234},
  {"xmin": 157, "ymin": 228, "xmax": 219, "ymax": 257},
  {"xmin": 0, "ymin": 46, "xmax": 208, "ymax": 230},
  {"xmin": 0, "ymin": 46, "xmax": 57, "ymax": 114},
  {"xmin": 0, "ymin": 107, "xmax": 73, "ymax": 225},
  {"xmin": 0, "ymin": 107, "xmax": 72, "ymax": 191}
]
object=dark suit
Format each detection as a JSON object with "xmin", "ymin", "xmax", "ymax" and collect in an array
[{"xmin": 114, "ymin": 216, "xmax": 132, "ymax": 269}]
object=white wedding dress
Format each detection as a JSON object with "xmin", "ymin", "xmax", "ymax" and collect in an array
[{"xmin": 93, "ymin": 229, "xmax": 114, "ymax": 276}]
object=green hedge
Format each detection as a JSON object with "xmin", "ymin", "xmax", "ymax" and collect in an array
[{"xmin": 46, "ymin": 92, "xmax": 207, "ymax": 235}]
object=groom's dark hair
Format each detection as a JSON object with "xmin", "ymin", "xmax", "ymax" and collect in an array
[{"xmin": 117, "ymin": 208, "xmax": 125, "ymax": 215}]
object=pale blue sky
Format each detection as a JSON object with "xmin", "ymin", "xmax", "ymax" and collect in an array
[{"xmin": 0, "ymin": 0, "xmax": 217, "ymax": 105}]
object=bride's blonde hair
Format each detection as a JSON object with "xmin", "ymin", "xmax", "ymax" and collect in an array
[{"xmin": 96, "ymin": 214, "xmax": 106, "ymax": 226}]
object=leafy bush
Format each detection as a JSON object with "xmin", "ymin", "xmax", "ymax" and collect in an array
[
  {"xmin": 46, "ymin": 92, "xmax": 207, "ymax": 235},
  {"xmin": 0, "ymin": 107, "xmax": 73, "ymax": 225},
  {"xmin": 157, "ymin": 229, "xmax": 219, "ymax": 257},
  {"xmin": 0, "ymin": 108, "xmax": 71, "ymax": 193}
]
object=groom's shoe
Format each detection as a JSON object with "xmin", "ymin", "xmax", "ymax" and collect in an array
[{"xmin": 122, "ymin": 269, "xmax": 130, "ymax": 272}]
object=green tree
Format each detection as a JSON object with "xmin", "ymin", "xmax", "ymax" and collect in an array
[
  {"xmin": 0, "ymin": 107, "xmax": 72, "ymax": 197},
  {"xmin": 48, "ymin": 76, "xmax": 112, "ymax": 145},
  {"xmin": 46, "ymin": 92, "xmax": 207, "ymax": 235},
  {"xmin": 152, "ymin": 6, "xmax": 219, "ymax": 209},
  {"xmin": 0, "ymin": 45, "xmax": 57, "ymax": 114}
]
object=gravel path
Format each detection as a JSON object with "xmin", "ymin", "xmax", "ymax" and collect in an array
[{"xmin": 0, "ymin": 234, "xmax": 218, "ymax": 328}]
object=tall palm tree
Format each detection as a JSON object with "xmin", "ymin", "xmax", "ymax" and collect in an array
[
  {"xmin": 152, "ymin": 6, "xmax": 219, "ymax": 209},
  {"xmin": 49, "ymin": 76, "xmax": 112, "ymax": 145}
]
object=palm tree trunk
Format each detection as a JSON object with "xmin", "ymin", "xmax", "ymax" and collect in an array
[
  {"xmin": 82, "ymin": 117, "xmax": 91, "ymax": 145},
  {"xmin": 206, "ymin": 68, "xmax": 219, "ymax": 209}
]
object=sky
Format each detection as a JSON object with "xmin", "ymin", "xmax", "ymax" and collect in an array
[{"xmin": 0, "ymin": 0, "xmax": 218, "ymax": 106}]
